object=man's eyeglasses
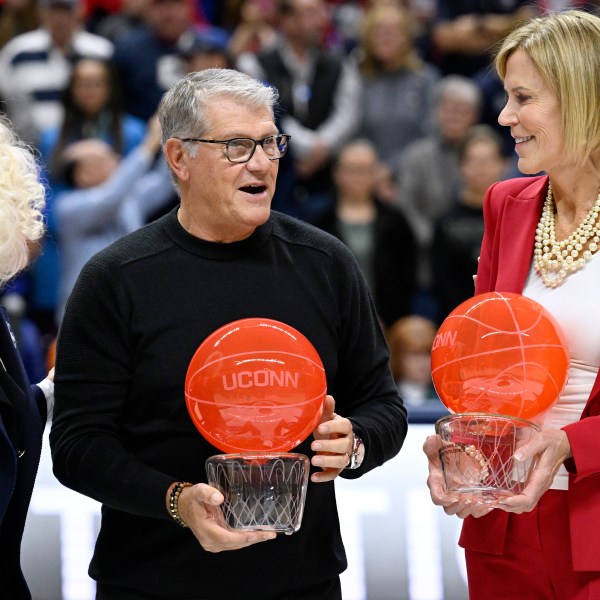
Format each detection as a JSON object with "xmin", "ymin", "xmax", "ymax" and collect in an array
[{"xmin": 177, "ymin": 134, "xmax": 291, "ymax": 164}]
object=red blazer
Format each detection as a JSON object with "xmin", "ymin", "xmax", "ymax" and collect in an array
[{"xmin": 459, "ymin": 175, "xmax": 600, "ymax": 571}]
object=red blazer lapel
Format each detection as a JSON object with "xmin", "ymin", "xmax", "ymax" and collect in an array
[{"xmin": 495, "ymin": 177, "xmax": 547, "ymax": 293}]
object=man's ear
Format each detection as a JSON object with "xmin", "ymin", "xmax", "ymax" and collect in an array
[{"xmin": 164, "ymin": 138, "xmax": 191, "ymax": 184}]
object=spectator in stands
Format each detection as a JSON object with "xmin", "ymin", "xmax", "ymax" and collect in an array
[
  {"xmin": 226, "ymin": 0, "xmax": 277, "ymax": 62},
  {"xmin": 311, "ymin": 139, "xmax": 417, "ymax": 328},
  {"xmin": 0, "ymin": 0, "xmax": 113, "ymax": 143},
  {"xmin": 357, "ymin": 3, "xmax": 439, "ymax": 163},
  {"xmin": 39, "ymin": 57, "xmax": 147, "ymax": 177},
  {"xmin": 30, "ymin": 56, "xmax": 146, "ymax": 337},
  {"xmin": 395, "ymin": 74, "xmax": 482, "ymax": 320},
  {"xmin": 111, "ymin": 0, "xmax": 198, "ymax": 122},
  {"xmin": 431, "ymin": 125, "xmax": 507, "ymax": 321},
  {"xmin": 328, "ymin": 0, "xmax": 364, "ymax": 54},
  {"xmin": 94, "ymin": 0, "xmax": 149, "ymax": 43},
  {"xmin": 386, "ymin": 314, "xmax": 445, "ymax": 420},
  {"xmin": 84, "ymin": 0, "xmax": 126, "ymax": 33},
  {"xmin": 431, "ymin": 0, "xmax": 536, "ymax": 77},
  {"xmin": 237, "ymin": 0, "xmax": 361, "ymax": 221},
  {"xmin": 54, "ymin": 115, "xmax": 173, "ymax": 322},
  {"xmin": 0, "ymin": 0, "xmax": 39, "ymax": 49},
  {"xmin": 179, "ymin": 26, "xmax": 232, "ymax": 72}
]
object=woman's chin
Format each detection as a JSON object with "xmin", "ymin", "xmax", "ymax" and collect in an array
[{"xmin": 516, "ymin": 159, "xmax": 540, "ymax": 175}]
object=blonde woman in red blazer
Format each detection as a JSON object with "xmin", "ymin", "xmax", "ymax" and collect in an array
[{"xmin": 425, "ymin": 11, "xmax": 600, "ymax": 600}]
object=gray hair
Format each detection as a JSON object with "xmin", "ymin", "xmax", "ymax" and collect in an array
[
  {"xmin": 159, "ymin": 68, "xmax": 279, "ymax": 151},
  {"xmin": 434, "ymin": 75, "xmax": 482, "ymax": 111}
]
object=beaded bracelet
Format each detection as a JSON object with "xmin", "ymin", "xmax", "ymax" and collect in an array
[{"xmin": 168, "ymin": 481, "xmax": 192, "ymax": 527}]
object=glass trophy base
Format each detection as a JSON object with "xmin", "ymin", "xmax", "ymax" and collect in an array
[
  {"xmin": 206, "ymin": 452, "xmax": 310, "ymax": 535},
  {"xmin": 435, "ymin": 413, "xmax": 540, "ymax": 500}
]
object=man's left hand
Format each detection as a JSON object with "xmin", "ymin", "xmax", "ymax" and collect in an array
[{"xmin": 309, "ymin": 395, "xmax": 354, "ymax": 483}]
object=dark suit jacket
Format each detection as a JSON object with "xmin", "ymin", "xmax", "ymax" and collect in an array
[
  {"xmin": 0, "ymin": 307, "xmax": 46, "ymax": 599},
  {"xmin": 312, "ymin": 198, "xmax": 417, "ymax": 327},
  {"xmin": 460, "ymin": 175, "xmax": 600, "ymax": 571}
]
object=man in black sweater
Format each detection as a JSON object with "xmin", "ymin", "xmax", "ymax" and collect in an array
[{"xmin": 50, "ymin": 68, "xmax": 407, "ymax": 600}]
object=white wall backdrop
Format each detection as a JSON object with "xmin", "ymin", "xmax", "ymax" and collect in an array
[{"xmin": 22, "ymin": 424, "xmax": 468, "ymax": 600}]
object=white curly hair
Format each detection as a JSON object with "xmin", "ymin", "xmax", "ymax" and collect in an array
[{"xmin": 0, "ymin": 115, "xmax": 46, "ymax": 285}]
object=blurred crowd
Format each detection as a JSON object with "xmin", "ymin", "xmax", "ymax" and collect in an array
[{"xmin": 1, "ymin": 0, "xmax": 598, "ymax": 419}]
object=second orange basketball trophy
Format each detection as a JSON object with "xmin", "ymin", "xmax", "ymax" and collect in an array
[{"xmin": 431, "ymin": 292, "xmax": 569, "ymax": 500}]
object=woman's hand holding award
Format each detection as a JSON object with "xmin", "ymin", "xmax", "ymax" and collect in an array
[
  {"xmin": 185, "ymin": 318, "xmax": 326, "ymax": 534},
  {"xmin": 431, "ymin": 292, "xmax": 569, "ymax": 500}
]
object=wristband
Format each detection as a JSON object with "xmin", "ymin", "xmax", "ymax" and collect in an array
[{"xmin": 168, "ymin": 481, "xmax": 192, "ymax": 527}]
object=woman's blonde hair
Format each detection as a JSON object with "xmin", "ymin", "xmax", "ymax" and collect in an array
[
  {"xmin": 0, "ymin": 115, "xmax": 45, "ymax": 284},
  {"xmin": 495, "ymin": 10, "xmax": 600, "ymax": 165}
]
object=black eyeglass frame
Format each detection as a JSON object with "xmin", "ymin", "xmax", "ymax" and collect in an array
[{"xmin": 177, "ymin": 134, "xmax": 291, "ymax": 163}]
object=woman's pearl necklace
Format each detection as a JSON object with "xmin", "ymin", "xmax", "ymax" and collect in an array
[{"xmin": 534, "ymin": 182, "xmax": 600, "ymax": 288}]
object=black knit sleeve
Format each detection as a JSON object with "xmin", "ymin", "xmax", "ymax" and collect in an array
[{"xmin": 50, "ymin": 250, "xmax": 175, "ymax": 521}]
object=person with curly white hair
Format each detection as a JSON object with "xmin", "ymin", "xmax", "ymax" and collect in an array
[{"xmin": 0, "ymin": 115, "xmax": 54, "ymax": 600}]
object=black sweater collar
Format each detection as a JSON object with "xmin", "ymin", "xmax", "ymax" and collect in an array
[{"xmin": 162, "ymin": 207, "xmax": 274, "ymax": 260}]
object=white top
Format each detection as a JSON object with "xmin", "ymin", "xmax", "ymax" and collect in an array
[{"xmin": 523, "ymin": 250, "xmax": 600, "ymax": 489}]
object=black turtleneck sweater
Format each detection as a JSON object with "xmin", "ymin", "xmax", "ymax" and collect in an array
[{"xmin": 50, "ymin": 207, "xmax": 407, "ymax": 599}]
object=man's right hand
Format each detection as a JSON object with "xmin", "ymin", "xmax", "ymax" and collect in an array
[{"xmin": 175, "ymin": 483, "xmax": 277, "ymax": 552}]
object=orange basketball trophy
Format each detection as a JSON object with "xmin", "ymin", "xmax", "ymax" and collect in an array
[
  {"xmin": 431, "ymin": 292, "xmax": 569, "ymax": 500},
  {"xmin": 185, "ymin": 318, "xmax": 326, "ymax": 534}
]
